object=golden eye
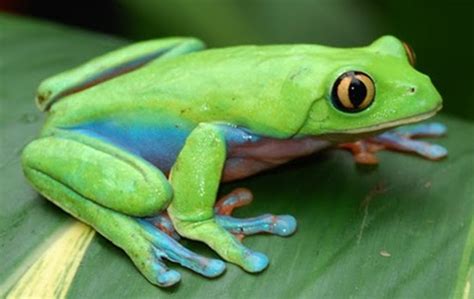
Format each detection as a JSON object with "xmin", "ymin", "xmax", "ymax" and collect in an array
[
  {"xmin": 331, "ymin": 71, "xmax": 375, "ymax": 113},
  {"xmin": 402, "ymin": 41, "xmax": 416, "ymax": 66}
]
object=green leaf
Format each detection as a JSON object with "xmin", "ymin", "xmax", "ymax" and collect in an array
[{"xmin": 0, "ymin": 13, "xmax": 472, "ymax": 299}]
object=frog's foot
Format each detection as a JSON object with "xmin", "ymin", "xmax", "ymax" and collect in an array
[
  {"xmin": 340, "ymin": 122, "xmax": 448, "ymax": 165},
  {"xmin": 214, "ymin": 188, "xmax": 297, "ymax": 241},
  {"xmin": 137, "ymin": 218, "xmax": 226, "ymax": 285},
  {"xmin": 147, "ymin": 188, "xmax": 297, "ymax": 244},
  {"xmin": 171, "ymin": 190, "xmax": 289, "ymax": 273}
]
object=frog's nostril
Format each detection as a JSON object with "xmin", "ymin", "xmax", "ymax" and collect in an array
[{"xmin": 409, "ymin": 87, "xmax": 416, "ymax": 94}]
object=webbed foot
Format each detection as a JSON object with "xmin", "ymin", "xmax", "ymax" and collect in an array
[
  {"xmin": 340, "ymin": 122, "xmax": 448, "ymax": 164},
  {"xmin": 148, "ymin": 188, "xmax": 297, "ymax": 273},
  {"xmin": 147, "ymin": 188, "xmax": 296, "ymax": 275}
]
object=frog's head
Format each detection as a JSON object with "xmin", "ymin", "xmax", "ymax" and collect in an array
[{"xmin": 298, "ymin": 35, "xmax": 442, "ymax": 140}]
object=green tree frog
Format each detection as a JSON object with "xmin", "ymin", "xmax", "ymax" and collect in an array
[{"xmin": 21, "ymin": 36, "xmax": 447, "ymax": 287}]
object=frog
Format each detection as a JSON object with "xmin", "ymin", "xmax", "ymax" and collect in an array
[{"xmin": 21, "ymin": 35, "xmax": 447, "ymax": 287}]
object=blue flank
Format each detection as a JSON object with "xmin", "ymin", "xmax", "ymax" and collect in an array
[{"xmin": 68, "ymin": 120, "xmax": 262, "ymax": 172}]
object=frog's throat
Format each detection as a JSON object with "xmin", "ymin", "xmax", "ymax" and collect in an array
[{"xmin": 341, "ymin": 105, "xmax": 442, "ymax": 135}]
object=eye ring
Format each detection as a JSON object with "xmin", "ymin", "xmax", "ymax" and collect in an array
[
  {"xmin": 402, "ymin": 41, "xmax": 416, "ymax": 66},
  {"xmin": 331, "ymin": 71, "xmax": 375, "ymax": 113}
]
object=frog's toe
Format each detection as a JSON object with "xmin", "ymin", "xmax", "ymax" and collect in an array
[
  {"xmin": 216, "ymin": 214, "xmax": 297, "ymax": 238},
  {"xmin": 274, "ymin": 215, "xmax": 297, "ymax": 236},
  {"xmin": 373, "ymin": 131, "xmax": 448, "ymax": 160},
  {"xmin": 394, "ymin": 122, "xmax": 447, "ymax": 137},
  {"xmin": 242, "ymin": 250, "xmax": 269, "ymax": 273},
  {"xmin": 214, "ymin": 188, "xmax": 253, "ymax": 215},
  {"xmin": 416, "ymin": 142, "xmax": 448, "ymax": 159},
  {"xmin": 151, "ymin": 257, "xmax": 181, "ymax": 287},
  {"xmin": 201, "ymin": 259, "xmax": 227, "ymax": 277},
  {"xmin": 139, "ymin": 219, "xmax": 226, "ymax": 278},
  {"xmin": 157, "ymin": 270, "xmax": 181, "ymax": 287}
]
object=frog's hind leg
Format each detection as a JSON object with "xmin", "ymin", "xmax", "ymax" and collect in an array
[
  {"xmin": 21, "ymin": 134, "xmax": 224, "ymax": 287},
  {"xmin": 214, "ymin": 188, "xmax": 297, "ymax": 241},
  {"xmin": 36, "ymin": 37, "xmax": 205, "ymax": 111}
]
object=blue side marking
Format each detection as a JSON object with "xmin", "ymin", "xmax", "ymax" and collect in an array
[
  {"xmin": 67, "ymin": 120, "xmax": 263, "ymax": 172},
  {"xmin": 69, "ymin": 120, "xmax": 190, "ymax": 173},
  {"xmin": 219, "ymin": 124, "xmax": 262, "ymax": 146}
]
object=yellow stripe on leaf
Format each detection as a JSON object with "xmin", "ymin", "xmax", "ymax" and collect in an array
[{"xmin": 7, "ymin": 221, "xmax": 95, "ymax": 299}]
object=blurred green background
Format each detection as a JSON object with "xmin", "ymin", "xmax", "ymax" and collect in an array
[{"xmin": 2, "ymin": 0, "xmax": 473, "ymax": 120}]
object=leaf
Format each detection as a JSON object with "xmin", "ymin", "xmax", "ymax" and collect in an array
[{"xmin": 0, "ymin": 13, "xmax": 472, "ymax": 299}]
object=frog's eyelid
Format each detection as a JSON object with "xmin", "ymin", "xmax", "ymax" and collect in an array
[{"xmin": 402, "ymin": 41, "xmax": 417, "ymax": 66}]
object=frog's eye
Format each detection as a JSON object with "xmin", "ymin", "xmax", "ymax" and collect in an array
[
  {"xmin": 331, "ymin": 71, "xmax": 375, "ymax": 113},
  {"xmin": 402, "ymin": 41, "xmax": 416, "ymax": 66}
]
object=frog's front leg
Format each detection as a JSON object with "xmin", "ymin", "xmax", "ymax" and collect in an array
[
  {"xmin": 21, "ymin": 133, "xmax": 225, "ymax": 287},
  {"xmin": 340, "ymin": 122, "xmax": 448, "ymax": 164},
  {"xmin": 168, "ymin": 123, "xmax": 282, "ymax": 272}
]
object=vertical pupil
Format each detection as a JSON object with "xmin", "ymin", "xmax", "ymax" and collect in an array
[{"xmin": 348, "ymin": 78, "xmax": 367, "ymax": 107}]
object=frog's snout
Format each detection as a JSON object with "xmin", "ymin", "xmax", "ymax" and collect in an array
[{"xmin": 408, "ymin": 74, "xmax": 443, "ymax": 114}]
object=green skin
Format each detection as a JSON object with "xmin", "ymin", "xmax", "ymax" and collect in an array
[{"xmin": 21, "ymin": 36, "xmax": 442, "ymax": 286}]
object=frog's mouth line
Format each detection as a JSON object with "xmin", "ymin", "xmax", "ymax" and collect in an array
[
  {"xmin": 343, "ymin": 105, "xmax": 442, "ymax": 134},
  {"xmin": 318, "ymin": 105, "xmax": 442, "ymax": 141}
]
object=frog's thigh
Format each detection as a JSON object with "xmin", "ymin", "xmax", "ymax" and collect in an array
[
  {"xmin": 22, "ymin": 135, "xmax": 172, "ymax": 217},
  {"xmin": 167, "ymin": 123, "xmax": 269, "ymax": 272},
  {"xmin": 37, "ymin": 37, "xmax": 205, "ymax": 111}
]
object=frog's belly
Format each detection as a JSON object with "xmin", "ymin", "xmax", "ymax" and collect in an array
[
  {"xmin": 223, "ymin": 137, "xmax": 331, "ymax": 181},
  {"xmin": 69, "ymin": 122, "xmax": 331, "ymax": 182}
]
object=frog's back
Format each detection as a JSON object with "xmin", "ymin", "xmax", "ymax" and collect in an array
[{"xmin": 43, "ymin": 44, "xmax": 334, "ymax": 138}]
